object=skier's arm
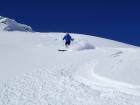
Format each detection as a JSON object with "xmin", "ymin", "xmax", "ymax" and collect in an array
[
  {"xmin": 63, "ymin": 36, "xmax": 66, "ymax": 40},
  {"xmin": 69, "ymin": 35, "xmax": 74, "ymax": 41}
]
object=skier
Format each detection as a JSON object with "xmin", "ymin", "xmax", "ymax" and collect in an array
[{"xmin": 63, "ymin": 33, "xmax": 74, "ymax": 48}]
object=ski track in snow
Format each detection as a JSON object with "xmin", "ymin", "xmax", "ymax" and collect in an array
[
  {"xmin": 0, "ymin": 65, "xmax": 140, "ymax": 105},
  {"xmin": 0, "ymin": 32, "xmax": 140, "ymax": 105}
]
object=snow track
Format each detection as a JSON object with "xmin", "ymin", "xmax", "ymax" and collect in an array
[
  {"xmin": 0, "ymin": 32, "xmax": 140, "ymax": 105},
  {"xmin": 0, "ymin": 65, "xmax": 140, "ymax": 105}
]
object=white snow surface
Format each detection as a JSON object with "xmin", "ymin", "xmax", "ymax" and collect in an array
[
  {"xmin": 0, "ymin": 32, "xmax": 140, "ymax": 105},
  {"xmin": 0, "ymin": 16, "xmax": 32, "ymax": 32}
]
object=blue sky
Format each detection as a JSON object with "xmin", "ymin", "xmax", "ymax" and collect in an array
[{"xmin": 0, "ymin": 0, "xmax": 140, "ymax": 46}]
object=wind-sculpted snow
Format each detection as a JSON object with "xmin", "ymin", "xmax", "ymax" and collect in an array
[
  {"xmin": 0, "ymin": 16, "xmax": 32, "ymax": 32},
  {"xmin": 0, "ymin": 32, "xmax": 140, "ymax": 105}
]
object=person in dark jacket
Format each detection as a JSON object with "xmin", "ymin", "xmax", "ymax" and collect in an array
[{"xmin": 63, "ymin": 33, "xmax": 74, "ymax": 47}]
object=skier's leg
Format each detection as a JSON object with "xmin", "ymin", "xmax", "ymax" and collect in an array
[
  {"xmin": 65, "ymin": 42, "xmax": 68, "ymax": 48},
  {"xmin": 67, "ymin": 42, "xmax": 70, "ymax": 48}
]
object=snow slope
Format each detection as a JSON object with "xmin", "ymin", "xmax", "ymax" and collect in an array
[
  {"xmin": 0, "ymin": 16, "xmax": 32, "ymax": 32},
  {"xmin": 0, "ymin": 32, "xmax": 140, "ymax": 105}
]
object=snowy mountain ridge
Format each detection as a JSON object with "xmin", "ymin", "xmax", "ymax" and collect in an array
[{"xmin": 0, "ymin": 16, "xmax": 32, "ymax": 32}]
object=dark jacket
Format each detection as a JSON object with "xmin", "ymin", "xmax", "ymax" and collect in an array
[{"xmin": 63, "ymin": 34, "xmax": 73, "ymax": 43}]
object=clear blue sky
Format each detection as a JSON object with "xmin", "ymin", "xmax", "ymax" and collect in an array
[{"xmin": 0, "ymin": 0, "xmax": 140, "ymax": 46}]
